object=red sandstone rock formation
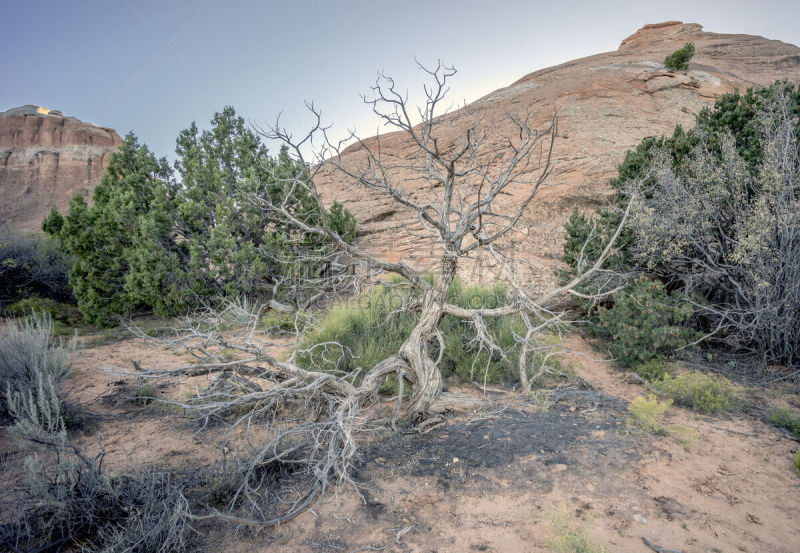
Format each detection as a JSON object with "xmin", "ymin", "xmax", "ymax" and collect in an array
[
  {"xmin": 315, "ymin": 22, "xmax": 800, "ymax": 288},
  {"xmin": 0, "ymin": 105, "xmax": 122, "ymax": 232},
  {"xmin": 4, "ymin": 22, "xmax": 799, "ymax": 288}
]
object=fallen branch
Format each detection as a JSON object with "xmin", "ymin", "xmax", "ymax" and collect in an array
[
  {"xmin": 394, "ymin": 525, "xmax": 413, "ymax": 543},
  {"xmin": 642, "ymin": 536, "xmax": 685, "ymax": 553}
]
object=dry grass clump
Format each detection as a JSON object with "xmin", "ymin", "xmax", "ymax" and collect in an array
[{"xmin": 0, "ymin": 443, "xmax": 199, "ymax": 553}]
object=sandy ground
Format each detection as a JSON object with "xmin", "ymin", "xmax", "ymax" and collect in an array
[{"xmin": 4, "ymin": 331, "xmax": 799, "ymax": 553}]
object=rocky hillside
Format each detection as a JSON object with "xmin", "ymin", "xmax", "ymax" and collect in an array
[
  {"xmin": 316, "ymin": 22, "xmax": 800, "ymax": 289},
  {"xmin": 3, "ymin": 22, "xmax": 798, "ymax": 279},
  {"xmin": 0, "ymin": 105, "xmax": 121, "ymax": 233}
]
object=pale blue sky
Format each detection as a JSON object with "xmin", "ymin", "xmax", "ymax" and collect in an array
[{"xmin": 2, "ymin": 0, "xmax": 799, "ymax": 160}]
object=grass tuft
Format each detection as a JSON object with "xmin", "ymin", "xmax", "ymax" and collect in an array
[
  {"xmin": 297, "ymin": 278, "xmax": 527, "ymax": 386},
  {"xmin": 768, "ymin": 406, "xmax": 800, "ymax": 440},
  {"xmin": 627, "ymin": 394, "xmax": 672, "ymax": 434},
  {"xmin": 545, "ymin": 508, "xmax": 606, "ymax": 553}
]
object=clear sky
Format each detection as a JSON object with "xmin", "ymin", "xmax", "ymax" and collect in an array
[{"xmin": 2, "ymin": 0, "xmax": 799, "ymax": 161}]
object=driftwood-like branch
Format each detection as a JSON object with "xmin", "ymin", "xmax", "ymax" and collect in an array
[{"xmin": 642, "ymin": 536, "xmax": 686, "ymax": 553}]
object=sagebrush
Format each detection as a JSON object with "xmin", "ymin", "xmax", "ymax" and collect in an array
[
  {"xmin": 0, "ymin": 445, "xmax": 198, "ymax": 553},
  {"xmin": 564, "ymin": 82, "xmax": 800, "ymax": 371},
  {"xmin": 0, "ymin": 313, "xmax": 76, "ymax": 424}
]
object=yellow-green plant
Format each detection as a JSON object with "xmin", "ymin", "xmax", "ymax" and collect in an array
[
  {"xmin": 653, "ymin": 372, "xmax": 737, "ymax": 414},
  {"xmin": 530, "ymin": 388, "xmax": 554, "ymax": 411},
  {"xmin": 666, "ymin": 424, "xmax": 700, "ymax": 452},
  {"xmin": 545, "ymin": 508, "xmax": 606, "ymax": 553},
  {"xmin": 769, "ymin": 406, "xmax": 800, "ymax": 440},
  {"xmin": 627, "ymin": 394, "xmax": 672, "ymax": 434}
]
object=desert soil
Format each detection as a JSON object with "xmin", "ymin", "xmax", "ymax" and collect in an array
[{"xmin": 4, "ymin": 331, "xmax": 799, "ymax": 553}]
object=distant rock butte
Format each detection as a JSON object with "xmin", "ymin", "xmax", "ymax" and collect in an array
[
  {"xmin": 0, "ymin": 105, "xmax": 121, "ymax": 232},
  {"xmin": 316, "ymin": 22, "xmax": 800, "ymax": 290}
]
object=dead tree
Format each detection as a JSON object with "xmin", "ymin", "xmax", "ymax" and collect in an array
[{"xmin": 133, "ymin": 62, "xmax": 631, "ymax": 527}]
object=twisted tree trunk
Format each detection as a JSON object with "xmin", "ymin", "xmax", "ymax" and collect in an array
[
  {"xmin": 399, "ymin": 254, "xmax": 457, "ymax": 414},
  {"xmin": 358, "ymin": 254, "xmax": 458, "ymax": 415}
]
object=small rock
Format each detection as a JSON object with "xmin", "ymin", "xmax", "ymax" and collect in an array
[{"xmin": 634, "ymin": 514, "xmax": 647, "ymax": 524}]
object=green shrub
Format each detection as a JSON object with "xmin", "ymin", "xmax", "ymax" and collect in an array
[
  {"xmin": 55, "ymin": 134, "xmax": 175, "ymax": 325},
  {"xmin": 794, "ymin": 451, "xmax": 800, "ymax": 477},
  {"xmin": 627, "ymin": 394, "xmax": 672, "ymax": 434},
  {"xmin": 297, "ymin": 278, "xmax": 523, "ymax": 386},
  {"xmin": 6, "ymin": 297, "xmax": 60, "ymax": 318},
  {"xmin": 52, "ymin": 109, "xmax": 357, "ymax": 325},
  {"xmin": 664, "ymin": 42, "xmax": 695, "ymax": 71},
  {"xmin": 768, "ymin": 406, "xmax": 800, "ymax": 440},
  {"xmin": 590, "ymin": 277, "xmax": 697, "ymax": 369},
  {"xmin": 0, "ymin": 228, "xmax": 73, "ymax": 307},
  {"xmin": 631, "ymin": 358, "xmax": 670, "ymax": 381},
  {"xmin": 261, "ymin": 308, "xmax": 308, "ymax": 335},
  {"xmin": 5, "ymin": 297, "xmax": 81, "ymax": 330},
  {"xmin": 652, "ymin": 372, "xmax": 737, "ymax": 414},
  {"xmin": 327, "ymin": 200, "xmax": 358, "ymax": 243},
  {"xmin": 129, "ymin": 379, "xmax": 158, "ymax": 406}
]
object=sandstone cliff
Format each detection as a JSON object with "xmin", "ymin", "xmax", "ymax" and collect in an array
[
  {"xmin": 0, "ymin": 105, "xmax": 122, "ymax": 233},
  {"xmin": 316, "ymin": 22, "xmax": 800, "ymax": 289}
]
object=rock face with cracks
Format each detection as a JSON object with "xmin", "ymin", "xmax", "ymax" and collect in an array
[
  {"xmin": 0, "ymin": 105, "xmax": 122, "ymax": 232},
  {"xmin": 314, "ymin": 21, "xmax": 800, "ymax": 290}
]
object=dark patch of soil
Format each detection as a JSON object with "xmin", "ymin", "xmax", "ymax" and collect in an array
[{"xmin": 355, "ymin": 389, "xmax": 639, "ymax": 495}]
